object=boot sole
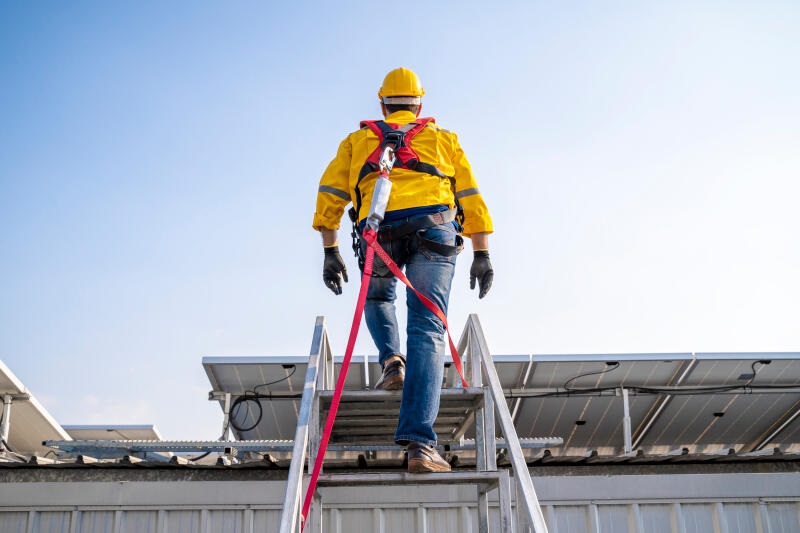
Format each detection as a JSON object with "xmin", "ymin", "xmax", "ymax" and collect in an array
[
  {"xmin": 408, "ymin": 457, "xmax": 451, "ymax": 473},
  {"xmin": 375, "ymin": 375, "xmax": 404, "ymax": 391}
]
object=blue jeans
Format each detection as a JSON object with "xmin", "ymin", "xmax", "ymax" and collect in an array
[{"xmin": 363, "ymin": 222, "xmax": 458, "ymax": 446}]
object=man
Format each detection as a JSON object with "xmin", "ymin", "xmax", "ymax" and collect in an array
[{"xmin": 312, "ymin": 67, "xmax": 494, "ymax": 473}]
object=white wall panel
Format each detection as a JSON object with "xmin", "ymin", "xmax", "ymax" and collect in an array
[
  {"xmin": 0, "ymin": 511, "xmax": 28, "ymax": 533},
  {"xmin": 597, "ymin": 505, "xmax": 630, "ymax": 532},
  {"xmin": 35, "ymin": 511, "xmax": 71, "ymax": 533},
  {"xmin": 639, "ymin": 504, "xmax": 673, "ymax": 533},
  {"xmin": 207, "ymin": 509, "xmax": 245, "ymax": 532},
  {"xmin": 681, "ymin": 504, "xmax": 716, "ymax": 533},
  {"xmin": 252, "ymin": 509, "xmax": 283, "ymax": 532},
  {"xmin": 723, "ymin": 503, "xmax": 759, "ymax": 533},
  {"xmin": 1, "ymin": 472, "xmax": 798, "ymax": 532},
  {"xmin": 552, "ymin": 505, "xmax": 589, "ymax": 532},
  {"xmin": 120, "ymin": 511, "xmax": 157, "ymax": 533},
  {"xmin": 77, "ymin": 511, "xmax": 114, "ymax": 533},
  {"xmin": 766, "ymin": 503, "xmax": 800, "ymax": 533},
  {"xmin": 164, "ymin": 510, "xmax": 202, "ymax": 533}
]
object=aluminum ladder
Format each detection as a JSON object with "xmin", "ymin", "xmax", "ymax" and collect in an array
[{"xmin": 279, "ymin": 314, "xmax": 550, "ymax": 533}]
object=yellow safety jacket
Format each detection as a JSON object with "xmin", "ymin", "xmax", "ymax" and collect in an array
[{"xmin": 312, "ymin": 110, "xmax": 493, "ymax": 237}]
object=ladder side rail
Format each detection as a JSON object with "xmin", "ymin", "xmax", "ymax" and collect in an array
[
  {"xmin": 322, "ymin": 329, "xmax": 334, "ymax": 390},
  {"xmin": 498, "ymin": 469, "xmax": 513, "ymax": 533},
  {"xmin": 484, "ymin": 385, "xmax": 497, "ymax": 471},
  {"xmin": 306, "ymin": 320, "xmax": 332, "ymax": 533},
  {"xmin": 467, "ymin": 314, "xmax": 549, "ymax": 533},
  {"xmin": 308, "ymin": 322, "xmax": 333, "ymax": 478},
  {"xmin": 278, "ymin": 316, "xmax": 329, "ymax": 533},
  {"xmin": 454, "ymin": 323, "xmax": 472, "ymax": 389},
  {"xmin": 469, "ymin": 329, "xmax": 488, "ymax": 473},
  {"xmin": 469, "ymin": 324, "xmax": 492, "ymax": 532}
]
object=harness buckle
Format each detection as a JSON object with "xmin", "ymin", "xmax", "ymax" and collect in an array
[
  {"xmin": 378, "ymin": 146, "xmax": 396, "ymax": 174},
  {"xmin": 382, "ymin": 130, "xmax": 405, "ymax": 150}
]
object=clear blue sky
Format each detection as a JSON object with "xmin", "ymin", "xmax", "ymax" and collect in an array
[{"xmin": 1, "ymin": 1, "xmax": 798, "ymax": 439}]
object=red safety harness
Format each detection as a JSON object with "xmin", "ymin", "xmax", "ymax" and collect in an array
[{"xmin": 353, "ymin": 118, "xmax": 449, "ymax": 219}]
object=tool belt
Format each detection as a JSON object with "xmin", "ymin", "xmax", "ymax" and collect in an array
[{"xmin": 349, "ymin": 207, "xmax": 464, "ymax": 271}]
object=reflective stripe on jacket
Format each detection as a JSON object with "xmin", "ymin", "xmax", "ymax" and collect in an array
[{"xmin": 312, "ymin": 110, "xmax": 493, "ymax": 237}]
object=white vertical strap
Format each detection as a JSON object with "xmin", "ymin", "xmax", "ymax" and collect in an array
[
  {"xmin": 632, "ymin": 503, "xmax": 644, "ymax": 533},
  {"xmin": 674, "ymin": 503, "xmax": 687, "ymax": 533},
  {"xmin": 244, "ymin": 508, "xmax": 254, "ymax": 533},
  {"xmin": 68, "ymin": 509, "xmax": 78, "ymax": 533},
  {"xmin": 460, "ymin": 506, "xmax": 474, "ymax": 533},
  {"xmin": 157, "ymin": 509, "xmax": 167, "ymax": 533},
  {"xmin": 715, "ymin": 502, "xmax": 730, "ymax": 533},
  {"xmin": 416, "ymin": 507, "xmax": 428, "ymax": 533}
]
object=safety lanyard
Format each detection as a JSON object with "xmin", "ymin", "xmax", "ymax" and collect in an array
[{"xmin": 299, "ymin": 229, "xmax": 468, "ymax": 531}]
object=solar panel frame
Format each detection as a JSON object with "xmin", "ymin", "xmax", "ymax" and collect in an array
[
  {"xmin": 202, "ymin": 352, "xmax": 800, "ymax": 456},
  {"xmin": 0, "ymin": 359, "xmax": 72, "ymax": 456}
]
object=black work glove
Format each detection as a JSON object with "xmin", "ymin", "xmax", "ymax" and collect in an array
[
  {"xmin": 470, "ymin": 250, "xmax": 493, "ymax": 299},
  {"xmin": 322, "ymin": 245, "xmax": 348, "ymax": 295}
]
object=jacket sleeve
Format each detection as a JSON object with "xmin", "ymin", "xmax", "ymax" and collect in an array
[
  {"xmin": 312, "ymin": 137, "xmax": 353, "ymax": 231},
  {"xmin": 449, "ymin": 134, "xmax": 493, "ymax": 237}
]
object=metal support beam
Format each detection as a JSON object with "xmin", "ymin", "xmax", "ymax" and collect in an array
[
  {"xmin": 220, "ymin": 392, "xmax": 232, "ymax": 441},
  {"xmin": 0, "ymin": 392, "xmax": 30, "ymax": 450},
  {"xmin": 511, "ymin": 355, "xmax": 535, "ymax": 424},
  {"xmin": 745, "ymin": 398, "xmax": 800, "ymax": 452},
  {"xmin": 1, "ymin": 394, "xmax": 12, "ymax": 448},
  {"xmin": 621, "ymin": 388, "xmax": 632, "ymax": 454},
  {"xmin": 43, "ymin": 436, "xmax": 562, "ymax": 455},
  {"xmin": 207, "ymin": 382, "xmax": 800, "ymax": 401},
  {"xmin": 631, "ymin": 358, "xmax": 698, "ymax": 450}
]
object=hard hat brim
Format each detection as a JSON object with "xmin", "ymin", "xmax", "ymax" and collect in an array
[{"xmin": 381, "ymin": 96, "xmax": 422, "ymax": 105}]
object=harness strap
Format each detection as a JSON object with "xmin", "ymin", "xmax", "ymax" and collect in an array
[
  {"xmin": 300, "ymin": 228, "xmax": 468, "ymax": 531},
  {"xmin": 417, "ymin": 234, "xmax": 464, "ymax": 257},
  {"xmin": 300, "ymin": 244, "xmax": 376, "ymax": 531},
  {"xmin": 354, "ymin": 119, "xmax": 449, "ymax": 219},
  {"xmin": 364, "ymin": 229, "xmax": 469, "ymax": 388},
  {"xmin": 376, "ymin": 208, "xmax": 458, "ymax": 241}
]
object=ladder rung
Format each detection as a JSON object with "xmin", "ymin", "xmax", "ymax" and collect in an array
[
  {"xmin": 318, "ymin": 388, "xmax": 485, "ymax": 403},
  {"xmin": 317, "ymin": 470, "xmax": 506, "ymax": 487}
]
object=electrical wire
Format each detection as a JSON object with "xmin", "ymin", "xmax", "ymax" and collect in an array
[
  {"xmin": 184, "ymin": 365, "xmax": 299, "ymax": 463},
  {"xmin": 0, "ymin": 436, "xmax": 28, "ymax": 463},
  {"xmin": 229, "ymin": 365, "xmax": 297, "ymax": 433},
  {"xmin": 518, "ymin": 359, "xmax": 795, "ymax": 399},
  {"xmin": 563, "ymin": 361, "xmax": 620, "ymax": 391}
]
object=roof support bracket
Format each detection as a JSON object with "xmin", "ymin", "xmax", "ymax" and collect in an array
[
  {"xmin": 1, "ymin": 393, "xmax": 29, "ymax": 449},
  {"xmin": 621, "ymin": 388, "xmax": 632, "ymax": 454}
]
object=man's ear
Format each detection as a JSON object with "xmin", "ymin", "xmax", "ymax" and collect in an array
[
  {"xmin": 380, "ymin": 102, "xmax": 388, "ymax": 118},
  {"xmin": 416, "ymin": 103, "xmax": 423, "ymax": 117}
]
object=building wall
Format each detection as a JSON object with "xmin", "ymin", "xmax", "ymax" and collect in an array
[{"xmin": 0, "ymin": 468, "xmax": 798, "ymax": 532}]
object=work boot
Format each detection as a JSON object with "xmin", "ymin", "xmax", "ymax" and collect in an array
[
  {"xmin": 407, "ymin": 442, "xmax": 452, "ymax": 473},
  {"xmin": 375, "ymin": 354, "xmax": 405, "ymax": 391}
]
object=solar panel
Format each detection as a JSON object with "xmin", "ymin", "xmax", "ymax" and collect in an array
[
  {"xmin": 0, "ymin": 359, "xmax": 71, "ymax": 457},
  {"xmin": 203, "ymin": 351, "xmax": 800, "ymax": 456},
  {"xmin": 63, "ymin": 425, "xmax": 163, "ymax": 441}
]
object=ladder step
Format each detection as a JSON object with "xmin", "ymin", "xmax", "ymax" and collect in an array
[
  {"xmin": 317, "ymin": 470, "xmax": 506, "ymax": 487},
  {"xmin": 318, "ymin": 388, "xmax": 485, "ymax": 403},
  {"xmin": 318, "ymin": 388, "xmax": 485, "ymax": 445}
]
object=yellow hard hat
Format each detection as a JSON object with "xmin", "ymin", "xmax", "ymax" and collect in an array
[{"xmin": 378, "ymin": 67, "xmax": 425, "ymax": 103}]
